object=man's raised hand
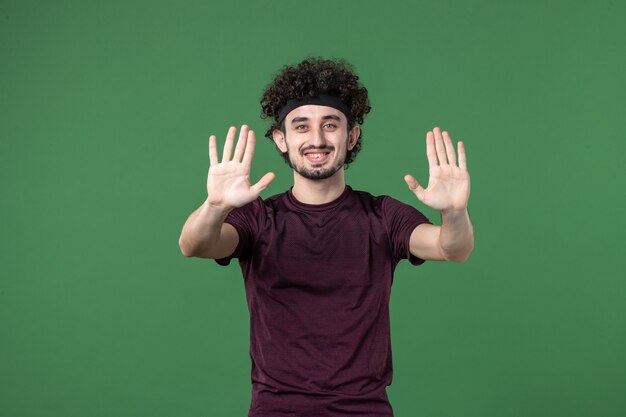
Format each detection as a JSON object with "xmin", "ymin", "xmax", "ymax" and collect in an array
[
  {"xmin": 207, "ymin": 125, "xmax": 275, "ymax": 210},
  {"xmin": 404, "ymin": 127, "xmax": 470, "ymax": 211}
]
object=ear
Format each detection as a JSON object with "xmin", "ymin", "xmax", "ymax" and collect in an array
[
  {"xmin": 347, "ymin": 125, "xmax": 361, "ymax": 151},
  {"xmin": 272, "ymin": 129, "xmax": 288, "ymax": 153}
]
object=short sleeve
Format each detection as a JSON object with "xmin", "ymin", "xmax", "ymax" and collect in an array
[
  {"xmin": 382, "ymin": 196, "xmax": 432, "ymax": 266},
  {"xmin": 214, "ymin": 198, "xmax": 264, "ymax": 266}
]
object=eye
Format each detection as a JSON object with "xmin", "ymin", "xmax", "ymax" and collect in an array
[
  {"xmin": 295, "ymin": 124, "xmax": 308, "ymax": 131},
  {"xmin": 323, "ymin": 123, "xmax": 337, "ymax": 129}
]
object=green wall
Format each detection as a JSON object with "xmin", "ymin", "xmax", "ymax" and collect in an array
[{"xmin": 1, "ymin": 1, "xmax": 624, "ymax": 416}]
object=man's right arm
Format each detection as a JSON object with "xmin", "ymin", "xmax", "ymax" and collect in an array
[
  {"xmin": 178, "ymin": 124, "xmax": 274, "ymax": 259},
  {"xmin": 178, "ymin": 201, "xmax": 239, "ymax": 259}
]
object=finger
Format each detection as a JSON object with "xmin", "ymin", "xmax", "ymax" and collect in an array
[
  {"xmin": 442, "ymin": 130, "xmax": 457, "ymax": 166},
  {"xmin": 458, "ymin": 141, "xmax": 468, "ymax": 171},
  {"xmin": 404, "ymin": 174, "xmax": 418, "ymax": 190},
  {"xmin": 425, "ymin": 131, "xmax": 438, "ymax": 167},
  {"xmin": 222, "ymin": 126, "xmax": 237, "ymax": 162},
  {"xmin": 232, "ymin": 124, "xmax": 249, "ymax": 162},
  {"xmin": 208, "ymin": 135, "xmax": 218, "ymax": 166},
  {"xmin": 404, "ymin": 174, "xmax": 425, "ymax": 201},
  {"xmin": 433, "ymin": 126, "xmax": 448, "ymax": 165},
  {"xmin": 251, "ymin": 172, "xmax": 276, "ymax": 195},
  {"xmin": 242, "ymin": 129, "xmax": 256, "ymax": 166}
]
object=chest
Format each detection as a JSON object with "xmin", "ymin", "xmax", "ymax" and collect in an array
[{"xmin": 248, "ymin": 208, "xmax": 393, "ymax": 292}]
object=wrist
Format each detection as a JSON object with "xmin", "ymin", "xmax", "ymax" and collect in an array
[
  {"xmin": 202, "ymin": 198, "xmax": 233, "ymax": 219},
  {"xmin": 441, "ymin": 206, "xmax": 468, "ymax": 216}
]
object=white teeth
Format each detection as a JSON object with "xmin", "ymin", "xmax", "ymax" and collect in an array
[{"xmin": 305, "ymin": 152, "xmax": 329, "ymax": 161}]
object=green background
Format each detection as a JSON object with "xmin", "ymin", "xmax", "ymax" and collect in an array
[{"xmin": 1, "ymin": 1, "xmax": 625, "ymax": 416}]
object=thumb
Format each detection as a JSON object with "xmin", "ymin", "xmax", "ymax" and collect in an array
[
  {"xmin": 404, "ymin": 174, "xmax": 425, "ymax": 202},
  {"xmin": 251, "ymin": 172, "xmax": 276, "ymax": 195}
]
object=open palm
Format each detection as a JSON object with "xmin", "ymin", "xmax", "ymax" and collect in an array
[
  {"xmin": 207, "ymin": 125, "xmax": 275, "ymax": 209},
  {"xmin": 404, "ymin": 127, "xmax": 470, "ymax": 211}
]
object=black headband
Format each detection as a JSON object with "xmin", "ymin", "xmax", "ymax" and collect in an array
[{"xmin": 277, "ymin": 94, "xmax": 353, "ymax": 125}]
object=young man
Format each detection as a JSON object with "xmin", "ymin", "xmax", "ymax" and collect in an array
[{"xmin": 179, "ymin": 57, "xmax": 474, "ymax": 417}]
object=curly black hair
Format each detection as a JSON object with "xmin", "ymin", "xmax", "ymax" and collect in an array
[{"xmin": 260, "ymin": 57, "xmax": 371, "ymax": 167}]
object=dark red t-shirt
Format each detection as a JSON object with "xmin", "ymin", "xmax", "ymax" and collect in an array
[{"xmin": 216, "ymin": 186, "xmax": 431, "ymax": 417}]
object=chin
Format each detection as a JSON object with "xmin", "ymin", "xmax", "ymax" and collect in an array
[
  {"xmin": 296, "ymin": 164, "xmax": 344, "ymax": 180},
  {"xmin": 288, "ymin": 152, "xmax": 346, "ymax": 180}
]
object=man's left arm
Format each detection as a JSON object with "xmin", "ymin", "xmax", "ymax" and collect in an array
[{"xmin": 404, "ymin": 127, "xmax": 474, "ymax": 263}]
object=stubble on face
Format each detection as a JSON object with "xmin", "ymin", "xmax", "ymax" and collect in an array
[{"xmin": 284, "ymin": 141, "xmax": 348, "ymax": 180}]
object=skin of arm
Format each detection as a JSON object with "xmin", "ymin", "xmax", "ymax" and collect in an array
[
  {"xmin": 178, "ymin": 125, "xmax": 274, "ymax": 258},
  {"xmin": 409, "ymin": 210, "xmax": 474, "ymax": 262},
  {"xmin": 404, "ymin": 127, "xmax": 474, "ymax": 263},
  {"xmin": 178, "ymin": 202, "xmax": 239, "ymax": 258}
]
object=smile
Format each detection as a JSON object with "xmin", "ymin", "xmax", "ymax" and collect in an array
[{"xmin": 303, "ymin": 150, "xmax": 331, "ymax": 164}]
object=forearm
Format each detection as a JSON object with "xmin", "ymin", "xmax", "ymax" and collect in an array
[
  {"xmin": 178, "ymin": 200, "xmax": 231, "ymax": 257},
  {"xmin": 439, "ymin": 208, "xmax": 474, "ymax": 262}
]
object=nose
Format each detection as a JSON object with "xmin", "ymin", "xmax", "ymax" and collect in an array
[{"xmin": 310, "ymin": 126, "xmax": 327, "ymax": 147}]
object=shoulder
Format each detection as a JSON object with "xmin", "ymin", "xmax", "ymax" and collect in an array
[
  {"xmin": 349, "ymin": 188, "xmax": 413, "ymax": 213},
  {"xmin": 348, "ymin": 188, "xmax": 387, "ymax": 210},
  {"xmin": 350, "ymin": 189, "xmax": 431, "ymax": 227},
  {"xmin": 231, "ymin": 190, "xmax": 287, "ymax": 214}
]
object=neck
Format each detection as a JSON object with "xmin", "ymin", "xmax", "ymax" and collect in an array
[{"xmin": 291, "ymin": 169, "xmax": 347, "ymax": 205}]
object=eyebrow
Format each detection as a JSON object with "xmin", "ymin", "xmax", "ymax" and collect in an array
[{"xmin": 290, "ymin": 114, "xmax": 342, "ymax": 124}]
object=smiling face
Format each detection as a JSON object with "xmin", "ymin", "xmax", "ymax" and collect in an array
[{"xmin": 272, "ymin": 105, "xmax": 361, "ymax": 181}]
